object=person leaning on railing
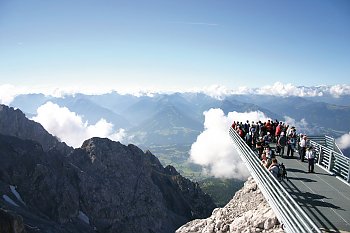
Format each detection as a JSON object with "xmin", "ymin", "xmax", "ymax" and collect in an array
[{"xmin": 268, "ymin": 158, "xmax": 279, "ymax": 178}]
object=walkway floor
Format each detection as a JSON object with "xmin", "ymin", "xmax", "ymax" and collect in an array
[{"xmin": 274, "ymin": 148, "xmax": 350, "ymax": 232}]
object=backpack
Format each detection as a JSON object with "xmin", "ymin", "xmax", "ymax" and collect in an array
[
  {"xmin": 289, "ymin": 137, "xmax": 295, "ymax": 145},
  {"xmin": 278, "ymin": 164, "xmax": 285, "ymax": 177},
  {"xmin": 276, "ymin": 145, "xmax": 281, "ymax": 153},
  {"xmin": 268, "ymin": 149, "xmax": 275, "ymax": 159}
]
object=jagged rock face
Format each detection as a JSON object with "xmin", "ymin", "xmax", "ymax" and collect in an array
[
  {"xmin": 162, "ymin": 166, "xmax": 215, "ymax": 220},
  {"xmin": 176, "ymin": 177, "xmax": 284, "ymax": 233},
  {"xmin": 67, "ymin": 137, "xmax": 216, "ymax": 233},
  {"xmin": 0, "ymin": 134, "xmax": 84, "ymax": 232},
  {"xmin": 0, "ymin": 104, "xmax": 71, "ymax": 153},
  {"xmin": 0, "ymin": 208, "xmax": 27, "ymax": 233},
  {"xmin": 0, "ymin": 133, "xmax": 215, "ymax": 233}
]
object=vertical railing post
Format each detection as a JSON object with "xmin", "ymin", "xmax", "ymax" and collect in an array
[
  {"xmin": 328, "ymin": 152, "xmax": 334, "ymax": 172},
  {"xmin": 318, "ymin": 145, "xmax": 323, "ymax": 165},
  {"xmin": 347, "ymin": 161, "xmax": 350, "ymax": 183}
]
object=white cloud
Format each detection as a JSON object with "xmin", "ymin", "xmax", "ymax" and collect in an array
[
  {"xmin": 32, "ymin": 102, "xmax": 127, "ymax": 148},
  {"xmin": 189, "ymin": 108, "xmax": 268, "ymax": 179},
  {"xmin": 255, "ymin": 82, "xmax": 323, "ymax": 97},
  {"xmin": 2, "ymin": 83, "xmax": 350, "ymax": 105},
  {"xmin": 199, "ymin": 85, "xmax": 234, "ymax": 100},
  {"xmin": 283, "ymin": 116, "xmax": 309, "ymax": 134},
  {"xmin": 329, "ymin": 84, "xmax": 350, "ymax": 98},
  {"xmin": 227, "ymin": 110, "xmax": 270, "ymax": 125},
  {"xmin": 336, "ymin": 132, "xmax": 350, "ymax": 150},
  {"xmin": 196, "ymin": 82, "xmax": 350, "ymax": 99},
  {"xmin": 0, "ymin": 84, "xmax": 24, "ymax": 105}
]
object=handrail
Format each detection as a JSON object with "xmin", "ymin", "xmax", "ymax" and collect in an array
[
  {"xmin": 308, "ymin": 136, "xmax": 350, "ymax": 183},
  {"xmin": 229, "ymin": 127, "xmax": 321, "ymax": 233},
  {"xmin": 308, "ymin": 135, "xmax": 344, "ymax": 156}
]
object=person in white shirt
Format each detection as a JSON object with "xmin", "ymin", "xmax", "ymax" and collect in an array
[
  {"xmin": 305, "ymin": 146, "xmax": 315, "ymax": 173},
  {"xmin": 299, "ymin": 135, "xmax": 307, "ymax": 162}
]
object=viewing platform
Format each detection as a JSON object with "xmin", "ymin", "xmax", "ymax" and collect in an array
[{"xmin": 229, "ymin": 127, "xmax": 350, "ymax": 233}]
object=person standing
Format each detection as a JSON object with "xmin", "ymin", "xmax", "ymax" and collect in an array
[
  {"xmin": 299, "ymin": 135, "xmax": 307, "ymax": 162},
  {"xmin": 306, "ymin": 146, "xmax": 315, "ymax": 173},
  {"xmin": 287, "ymin": 129, "xmax": 296, "ymax": 158},
  {"xmin": 277, "ymin": 132, "xmax": 287, "ymax": 157},
  {"xmin": 275, "ymin": 121, "xmax": 282, "ymax": 140}
]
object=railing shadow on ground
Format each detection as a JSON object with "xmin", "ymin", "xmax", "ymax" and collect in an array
[
  {"xmin": 286, "ymin": 176, "xmax": 317, "ymax": 183},
  {"xmin": 287, "ymin": 191, "xmax": 343, "ymax": 210},
  {"xmin": 285, "ymin": 167, "xmax": 334, "ymax": 177},
  {"xmin": 286, "ymin": 167, "xmax": 311, "ymax": 174},
  {"xmin": 281, "ymin": 176, "xmax": 341, "ymax": 232}
]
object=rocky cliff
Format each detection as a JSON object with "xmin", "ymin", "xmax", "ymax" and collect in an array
[
  {"xmin": 0, "ymin": 105, "xmax": 216, "ymax": 233},
  {"xmin": 0, "ymin": 208, "xmax": 27, "ymax": 233},
  {"xmin": 176, "ymin": 177, "xmax": 284, "ymax": 233},
  {"xmin": 0, "ymin": 104, "xmax": 71, "ymax": 154}
]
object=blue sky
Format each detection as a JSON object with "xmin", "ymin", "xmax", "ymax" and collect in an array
[{"xmin": 0, "ymin": 0, "xmax": 349, "ymax": 91}]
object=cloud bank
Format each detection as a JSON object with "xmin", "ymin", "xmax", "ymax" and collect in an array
[
  {"xmin": 196, "ymin": 82, "xmax": 350, "ymax": 100},
  {"xmin": 32, "ymin": 102, "xmax": 126, "ymax": 148},
  {"xmin": 2, "ymin": 83, "xmax": 350, "ymax": 105},
  {"xmin": 189, "ymin": 109, "xmax": 272, "ymax": 179},
  {"xmin": 336, "ymin": 132, "xmax": 350, "ymax": 150},
  {"xmin": 329, "ymin": 85, "xmax": 350, "ymax": 98}
]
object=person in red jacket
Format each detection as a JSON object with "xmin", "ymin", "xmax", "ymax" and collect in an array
[
  {"xmin": 237, "ymin": 126, "xmax": 244, "ymax": 138},
  {"xmin": 231, "ymin": 121, "xmax": 236, "ymax": 129},
  {"xmin": 275, "ymin": 122, "xmax": 282, "ymax": 138}
]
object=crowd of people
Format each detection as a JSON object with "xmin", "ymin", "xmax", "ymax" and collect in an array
[{"xmin": 231, "ymin": 119, "xmax": 316, "ymax": 179}]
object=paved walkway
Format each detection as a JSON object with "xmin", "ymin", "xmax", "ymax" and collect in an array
[{"xmin": 274, "ymin": 147, "xmax": 350, "ymax": 232}]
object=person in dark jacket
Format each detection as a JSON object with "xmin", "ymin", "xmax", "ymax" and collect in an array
[{"xmin": 277, "ymin": 131, "xmax": 287, "ymax": 157}]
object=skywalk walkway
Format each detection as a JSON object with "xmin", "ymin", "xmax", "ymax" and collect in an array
[
  {"xmin": 229, "ymin": 127, "xmax": 350, "ymax": 233},
  {"xmin": 276, "ymin": 151, "xmax": 350, "ymax": 232}
]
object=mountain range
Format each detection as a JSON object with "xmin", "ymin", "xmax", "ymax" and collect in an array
[
  {"xmin": 7, "ymin": 91, "xmax": 350, "ymax": 176},
  {"xmin": 9, "ymin": 91, "xmax": 350, "ymax": 147}
]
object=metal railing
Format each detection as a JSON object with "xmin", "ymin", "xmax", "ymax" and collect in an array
[
  {"xmin": 229, "ymin": 127, "xmax": 321, "ymax": 233},
  {"xmin": 308, "ymin": 136, "xmax": 350, "ymax": 183},
  {"xmin": 308, "ymin": 135, "xmax": 344, "ymax": 156}
]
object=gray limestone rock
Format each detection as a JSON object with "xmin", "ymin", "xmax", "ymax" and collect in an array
[{"xmin": 176, "ymin": 177, "xmax": 284, "ymax": 233}]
